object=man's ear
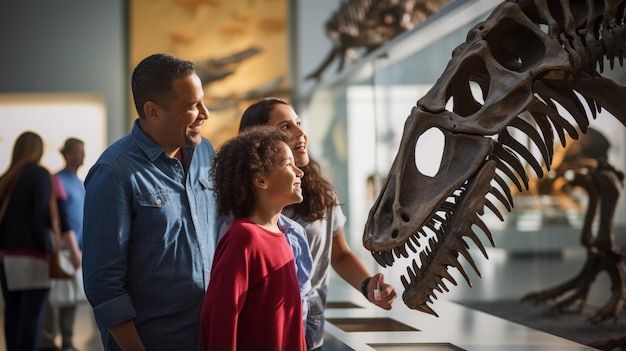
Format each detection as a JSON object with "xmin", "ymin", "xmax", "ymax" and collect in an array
[
  {"xmin": 253, "ymin": 174, "xmax": 268, "ymax": 190},
  {"xmin": 144, "ymin": 101, "xmax": 160, "ymax": 122}
]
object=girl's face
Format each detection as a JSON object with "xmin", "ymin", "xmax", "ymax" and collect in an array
[
  {"xmin": 262, "ymin": 142, "xmax": 304, "ymax": 207},
  {"xmin": 267, "ymin": 103, "xmax": 310, "ymax": 167}
]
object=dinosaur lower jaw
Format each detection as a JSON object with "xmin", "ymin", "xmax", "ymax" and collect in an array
[{"xmin": 383, "ymin": 160, "xmax": 498, "ymax": 316}]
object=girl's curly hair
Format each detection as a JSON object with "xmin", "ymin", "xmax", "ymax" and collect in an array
[
  {"xmin": 240, "ymin": 97, "xmax": 339, "ymax": 221},
  {"xmin": 210, "ymin": 125, "xmax": 290, "ymax": 218}
]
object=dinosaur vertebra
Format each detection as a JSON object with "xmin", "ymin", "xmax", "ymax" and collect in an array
[{"xmin": 363, "ymin": 0, "xmax": 626, "ymax": 318}]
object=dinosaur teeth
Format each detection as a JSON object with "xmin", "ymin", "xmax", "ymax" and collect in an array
[
  {"xmin": 449, "ymin": 253, "xmax": 472, "ymax": 286},
  {"xmin": 440, "ymin": 200, "xmax": 456, "ymax": 211},
  {"xmin": 410, "ymin": 234, "xmax": 421, "ymax": 248},
  {"xmin": 419, "ymin": 228, "xmax": 429, "ymax": 238},
  {"xmin": 372, "ymin": 251, "xmax": 387, "ymax": 267},
  {"xmin": 425, "ymin": 219, "xmax": 439, "ymax": 233},
  {"xmin": 440, "ymin": 266, "xmax": 458, "ymax": 287},
  {"xmin": 401, "ymin": 275, "xmax": 409, "ymax": 290},
  {"xmin": 406, "ymin": 237, "xmax": 418, "ymax": 253},
  {"xmin": 383, "ymin": 250, "xmax": 395, "ymax": 266},
  {"xmin": 394, "ymin": 244, "xmax": 409, "ymax": 259},
  {"xmin": 439, "ymin": 279, "xmax": 450, "ymax": 292},
  {"xmin": 407, "ymin": 265, "xmax": 417, "ymax": 282},
  {"xmin": 415, "ymin": 303, "xmax": 438, "ymax": 317},
  {"xmin": 419, "ymin": 252, "xmax": 429, "ymax": 268},
  {"xmin": 412, "ymin": 258, "xmax": 421, "ymax": 277}
]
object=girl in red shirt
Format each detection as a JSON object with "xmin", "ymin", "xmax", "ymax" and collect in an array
[{"xmin": 201, "ymin": 125, "xmax": 306, "ymax": 351}]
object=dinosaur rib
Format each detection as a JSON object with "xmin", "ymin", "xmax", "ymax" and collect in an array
[
  {"xmin": 508, "ymin": 116, "xmax": 552, "ymax": 168},
  {"xmin": 536, "ymin": 80, "xmax": 591, "ymax": 133},
  {"xmin": 493, "ymin": 143, "xmax": 530, "ymax": 190},
  {"xmin": 489, "ymin": 186, "xmax": 512, "ymax": 211},
  {"xmin": 498, "ymin": 129, "xmax": 544, "ymax": 178},
  {"xmin": 529, "ymin": 99, "xmax": 579, "ymax": 144},
  {"xmin": 494, "ymin": 156, "xmax": 524, "ymax": 192},
  {"xmin": 493, "ymin": 173, "xmax": 515, "ymax": 208}
]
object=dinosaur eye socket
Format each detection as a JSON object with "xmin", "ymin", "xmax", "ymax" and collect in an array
[{"xmin": 414, "ymin": 127, "xmax": 444, "ymax": 177}]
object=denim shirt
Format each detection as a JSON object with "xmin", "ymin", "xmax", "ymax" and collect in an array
[
  {"xmin": 82, "ymin": 119, "xmax": 219, "ymax": 351},
  {"xmin": 278, "ymin": 214, "xmax": 312, "ymax": 327}
]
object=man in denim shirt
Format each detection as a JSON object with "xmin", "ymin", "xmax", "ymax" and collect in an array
[{"xmin": 82, "ymin": 53, "xmax": 219, "ymax": 350}]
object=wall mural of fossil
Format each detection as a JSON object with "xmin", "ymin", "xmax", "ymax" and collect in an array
[{"xmin": 131, "ymin": 0, "xmax": 290, "ymax": 147}]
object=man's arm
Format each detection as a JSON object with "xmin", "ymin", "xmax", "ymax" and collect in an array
[{"xmin": 109, "ymin": 320, "xmax": 146, "ymax": 351}]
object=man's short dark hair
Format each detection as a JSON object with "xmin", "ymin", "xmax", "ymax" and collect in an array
[
  {"xmin": 131, "ymin": 53, "xmax": 196, "ymax": 118},
  {"xmin": 60, "ymin": 137, "xmax": 84, "ymax": 154}
]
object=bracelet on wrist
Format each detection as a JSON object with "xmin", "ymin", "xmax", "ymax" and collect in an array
[{"xmin": 360, "ymin": 277, "xmax": 372, "ymax": 300}]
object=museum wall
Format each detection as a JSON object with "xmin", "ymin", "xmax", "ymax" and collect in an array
[
  {"xmin": 0, "ymin": 0, "xmax": 340, "ymax": 145},
  {"xmin": 0, "ymin": 0, "xmax": 127, "ymax": 143},
  {"xmin": 0, "ymin": 0, "xmax": 340, "ymax": 176}
]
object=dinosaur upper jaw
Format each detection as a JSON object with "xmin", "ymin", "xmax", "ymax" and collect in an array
[
  {"xmin": 363, "ymin": 115, "xmax": 494, "ymax": 252},
  {"xmin": 362, "ymin": 115, "xmax": 498, "ymax": 315}
]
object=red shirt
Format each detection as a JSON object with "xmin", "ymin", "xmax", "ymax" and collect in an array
[{"xmin": 201, "ymin": 218, "xmax": 306, "ymax": 351}]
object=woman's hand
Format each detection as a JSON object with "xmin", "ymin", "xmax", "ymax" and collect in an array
[{"xmin": 367, "ymin": 273, "xmax": 397, "ymax": 310}]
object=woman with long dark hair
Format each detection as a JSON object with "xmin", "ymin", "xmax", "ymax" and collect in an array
[{"xmin": 0, "ymin": 131, "xmax": 54, "ymax": 351}]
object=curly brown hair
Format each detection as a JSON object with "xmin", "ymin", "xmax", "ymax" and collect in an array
[
  {"xmin": 210, "ymin": 125, "xmax": 290, "ymax": 218},
  {"xmin": 240, "ymin": 97, "xmax": 339, "ymax": 221}
]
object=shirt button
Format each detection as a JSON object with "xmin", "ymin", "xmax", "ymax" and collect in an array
[{"xmin": 155, "ymin": 198, "xmax": 162, "ymax": 206}]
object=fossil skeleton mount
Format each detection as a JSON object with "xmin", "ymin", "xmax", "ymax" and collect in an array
[
  {"xmin": 363, "ymin": 0, "xmax": 626, "ymax": 327},
  {"xmin": 306, "ymin": 0, "xmax": 452, "ymax": 81},
  {"xmin": 521, "ymin": 128, "xmax": 626, "ymax": 349}
]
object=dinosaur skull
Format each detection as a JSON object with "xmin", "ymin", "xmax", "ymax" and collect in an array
[{"xmin": 363, "ymin": 1, "xmax": 576, "ymax": 316}]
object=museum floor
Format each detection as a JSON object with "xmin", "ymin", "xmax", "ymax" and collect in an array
[{"xmin": 0, "ymin": 247, "xmax": 615, "ymax": 350}]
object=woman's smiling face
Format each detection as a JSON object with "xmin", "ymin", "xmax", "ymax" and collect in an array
[{"xmin": 267, "ymin": 103, "xmax": 310, "ymax": 167}]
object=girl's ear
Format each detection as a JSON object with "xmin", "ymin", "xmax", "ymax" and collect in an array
[{"xmin": 253, "ymin": 174, "xmax": 268, "ymax": 190}]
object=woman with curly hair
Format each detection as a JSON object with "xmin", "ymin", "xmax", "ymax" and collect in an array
[
  {"xmin": 200, "ymin": 125, "xmax": 306, "ymax": 351},
  {"xmin": 240, "ymin": 97, "xmax": 398, "ymax": 350}
]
